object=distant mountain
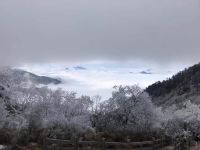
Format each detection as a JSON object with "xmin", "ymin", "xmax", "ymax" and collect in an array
[
  {"xmin": 0, "ymin": 67, "xmax": 61, "ymax": 88},
  {"xmin": 14, "ymin": 69, "xmax": 62, "ymax": 85},
  {"xmin": 73, "ymin": 66, "xmax": 87, "ymax": 70},
  {"xmin": 146, "ymin": 63, "xmax": 200, "ymax": 106}
]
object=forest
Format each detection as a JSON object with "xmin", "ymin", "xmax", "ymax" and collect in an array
[
  {"xmin": 146, "ymin": 63, "xmax": 200, "ymax": 98},
  {"xmin": 1, "ymin": 74, "xmax": 200, "ymax": 149}
]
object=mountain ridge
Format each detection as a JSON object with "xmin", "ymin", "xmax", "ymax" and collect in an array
[
  {"xmin": 146, "ymin": 63, "xmax": 200, "ymax": 106},
  {"xmin": 0, "ymin": 67, "xmax": 61, "ymax": 88}
]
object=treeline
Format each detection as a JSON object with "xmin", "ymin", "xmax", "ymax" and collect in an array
[
  {"xmin": 1, "ymin": 76, "xmax": 200, "ymax": 147},
  {"xmin": 0, "ymin": 84, "xmax": 161, "ymax": 144},
  {"xmin": 146, "ymin": 63, "xmax": 200, "ymax": 97}
]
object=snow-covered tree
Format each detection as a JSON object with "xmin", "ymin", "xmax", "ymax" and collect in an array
[{"xmin": 92, "ymin": 85, "xmax": 161, "ymax": 133}]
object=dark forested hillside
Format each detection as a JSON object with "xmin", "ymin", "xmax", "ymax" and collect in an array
[{"xmin": 146, "ymin": 63, "xmax": 200, "ymax": 106}]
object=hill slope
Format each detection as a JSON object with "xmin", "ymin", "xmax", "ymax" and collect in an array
[
  {"xmin": 0, "ymin": 67, "xmax": 61, "ymax": 88},
  {"xmin": 146, "ymin": 63, "xmax": 200, "ymax": 106},
  {"xmin": 0, "ymin": 67, "xmax": 61, "ymax": 114}
]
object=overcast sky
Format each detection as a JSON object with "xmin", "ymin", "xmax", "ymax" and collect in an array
[
  {"xmin": 0, "ymin": 0, "xmax": 200, "ymax": 66},
  {"xmin": 1, "ymin": 0, "xmax": 200, "ymax": 98}
]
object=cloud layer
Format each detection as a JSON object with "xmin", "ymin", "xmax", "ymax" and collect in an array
[
  {"xmin": 0, "ymin": 0, "xmax": 200, "ymax": 66},
  {"xmin": 19, "ymin": 62, "xmax": 179, "ymax": 99}
]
